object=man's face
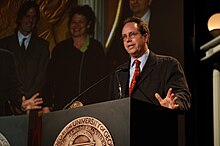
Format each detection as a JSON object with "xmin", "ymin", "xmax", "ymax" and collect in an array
[
  {"xmin": 122, "ymin": 22, "xmax": 148, "ymax": 58},
  {"xmin": 129, "ymin": 0, "xmax": 152, "ymax": 17},
  {"xmin": 19, "ymin": 7, "xmax": 38, "ymax": 35}
]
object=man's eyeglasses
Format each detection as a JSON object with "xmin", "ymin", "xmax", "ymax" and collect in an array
[{"xmin": 121, "ymin": 31, "xmax": 141, "ymax": 42}]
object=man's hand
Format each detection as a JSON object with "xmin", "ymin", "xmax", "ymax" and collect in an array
[
  {"xmin": 21, "ymin": 92, "xmax": 43, "ymax": 111},
  {"xmin": 155, "ymin": 88, "xmax": 179, "ymax": 109}
]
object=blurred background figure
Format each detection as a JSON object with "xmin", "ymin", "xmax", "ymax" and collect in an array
[
  {"xmin": 0, "ymin": 48, "xmax": 44, "ymax": 116},
  {"xmin": 0, "ymin": 1, "xmax": 49, "ymax": 111},
  {"xmin": 0, "ymin": 0, "xmax": 74, "ymax": 52},
  {"xmin": 129, "ymin": 0, "xmax": 152, "ymax": 25},
  {"xmin": 42, "ymin": 5, "xmax": 108, "ymax": 113},
  {"xmin": 0, "ymin": 48, "xmax": 24, "ymax": 116},
  {"xmin": 0, "ymin": 1, "xmax": 50, "ymax": 146},
  {"xmin": 0, "ymin": 48, "xmax": 44, "ymax": 146}
]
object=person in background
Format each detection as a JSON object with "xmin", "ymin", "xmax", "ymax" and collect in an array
[
  {"xmin": 109, "ymin": 17, "xmax": 191, "ymax": 111},
  {"xmin": 0, "ymin": 1, "xmax": 50, "ymax": 113},
  {"xmin": 0, "ymin": 2, "xmax": 50, "ymax": 146},
  {"xmin": 42, "ymin": 5, "xmax": 108, "ymax": 113},
  {"xmin": 0, "ymin": 48, "xmax": 43, "ymax": 116},
  {"xmin": 129, "ymin": 0, "xmax": 152, "ymax": 25}
]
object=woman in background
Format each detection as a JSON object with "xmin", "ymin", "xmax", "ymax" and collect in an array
[{"xmin": 42, "ymin": 5, "xmax": 108, "ymax": 112}]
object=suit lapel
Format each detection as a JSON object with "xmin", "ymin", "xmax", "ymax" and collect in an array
[
  {"xmin": 119, "ymin": 52, "xmax": 158, "ymax": 96},
  {"xmin": 135, "ymin": 51, "xmax": 157, "ymax": 87},
  {"xmin": 12, "ymin": 35, "xmax": 21, "ymax": 52}
]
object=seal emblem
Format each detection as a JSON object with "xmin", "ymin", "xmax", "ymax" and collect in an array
[
  {"xmin": 54, "ymin": 116, "xmax": 114, "ymax": 146},
  {"xmin": 0, "ymin": 132, "xmax": 10, "ymax": 146}
]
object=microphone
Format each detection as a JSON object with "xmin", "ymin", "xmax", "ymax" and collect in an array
[
  {"xmin": 62, "ymin": 67, "xmax": 128, "ymax": 110},
  {"xmin": 115, "ymin": 67, "xmax": 129, "ymax": 98}
]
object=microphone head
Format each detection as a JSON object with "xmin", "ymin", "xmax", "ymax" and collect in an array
[{"xmin": 69, "ymin": 101, "xmax": 83, "ymax": 109}]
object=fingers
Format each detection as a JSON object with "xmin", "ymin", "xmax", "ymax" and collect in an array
[
  {"xmin": 155, "ymin": 93, "xmax": 162, "ymax": 102},
  {"xmin": 155, "ymin": 88, "xmax": 173, "ymax": 102},
  {"xmin": 42, "ymin": 107, "xmax": 50, "ymax": 114},
  {"xmin": 32, "ymin": 105, "xmax": 42, "ymax": 110},
  {"xmin": 167, "ymin": 88, "xmax": 173, "ymax": 97},
  {"xmin": 34, "ymin": 98, "xmax": 43, "ymax": 104},
  {"xmin": 22, "ymin": 96, "xmax": 26, "ymax": 102},
  {"xmin": 155, "ymin": 88, "xmax": 180, "ymax": 109},
  {"xmin": 172, "ymin": 96, "xmax": 178, "ymax": 102},
  {"xmin": 173, "ymin": 104, "xmax": 179, "ymax": 109},
  {"xmin": 30, "ymin": 92, "xmax": 40, "ymax": 100},
  {"xmin": 23, "ymin": 93, "xmax": 43, "ymax": 111},
  {"xmin": 29, "ymin": 92, "xmax": 43, "ymax": 106}
]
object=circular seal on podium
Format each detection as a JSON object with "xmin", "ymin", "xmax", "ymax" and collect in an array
[
  {"xmin": 54, "ymin": 116, "xmax": 114, "ymax": 146},
  {"xmin": 0, "ymin": 132, "xmax": 10, "ymax": 146}
]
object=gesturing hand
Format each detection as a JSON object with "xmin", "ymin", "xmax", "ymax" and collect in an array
[
  {"xmin": 155, "ymin": 88, "xmax": 179, "ymax": 109},
  {"xmin": 21, "ymin": 92, "xmax": 43, "ymax": 111}
]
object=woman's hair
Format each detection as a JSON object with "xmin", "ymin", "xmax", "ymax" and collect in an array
[{"xmin": 68, "ymin": 5, "xmax": 96, "ymax": 36}]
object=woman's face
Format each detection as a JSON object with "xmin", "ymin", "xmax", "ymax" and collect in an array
[{"xmin": 70, "ymin": 14, "xmax": 88, "ymax": 37}]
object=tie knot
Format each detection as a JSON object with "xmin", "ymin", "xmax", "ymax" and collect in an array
[
  {"xmin": 21, "ymin": 38, "xmax": 26, "ymax": 45},
  {"xmin": 134, "ymin": 59, "xmax": 140, "ymax": 67},
  {"xmin": 22, "ymin": 38, "xmax": 26, "ymax": 43}
]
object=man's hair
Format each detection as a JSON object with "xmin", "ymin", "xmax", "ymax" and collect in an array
[
  {"xmin": 16, "ymin": 1, "xmax": 40, "ymax": 26},
  {"xmin": 123, "ymin": 16, "xmax": 150, "ymax": 44}
]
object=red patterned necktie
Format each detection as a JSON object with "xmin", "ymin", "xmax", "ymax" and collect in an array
[{"xmin": 129, "ymin": 59, "xmax": 140, "ymax": 97}]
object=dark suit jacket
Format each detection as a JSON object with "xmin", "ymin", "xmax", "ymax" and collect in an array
[
  {"xmin": 0, "ymin": 33, "xmax": 50, "ymax": 98},
  {"xmin": 109, "ymin": 51, "xmax": 191, "ymax": 111},
  {"xmin": 0, "ymin": 49, "xmax": 24, "ymax": 116}
]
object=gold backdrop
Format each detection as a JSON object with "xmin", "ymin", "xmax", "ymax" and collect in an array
[
  {"xmin": 0, "ymin": 0, "xmax": 77, "ymax": 52},
  {"xmin": 0, "ymin": 0, "xmax": 124, "ymax": 52}
]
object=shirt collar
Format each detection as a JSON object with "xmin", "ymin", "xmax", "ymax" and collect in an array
[
  {"xmin": 79, "ymin": 35, "xmax": 90, "ymax": 53},
  {"xmin": 130, "ymin": 49, "xmax": 150, "ymax": 70},
  {"xmin": 141, "ymin": 9, "xmax": 151, "ymax": 25},
  {"xmin": 18, "ymin": 31, "xmax": 32, "ymax": 45}
]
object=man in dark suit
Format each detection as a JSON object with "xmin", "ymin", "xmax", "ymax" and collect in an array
[
  {"xmin": 109, "ymin": 17, "xmax": 191, "ymax": 111},
  {"xmin": 0, "ymin": 1, "xmax": 49, "ymax": 104},
  {"xmin": 0, "ymin": 2, "xmax": 49, "ymax": 145},
  {"xmin": 0, "ymin": 48, "xmax": 43, "ymax": 116}
]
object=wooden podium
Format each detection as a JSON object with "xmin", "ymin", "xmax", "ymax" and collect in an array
[
  {"xmin": 0, "ymin": 115, "xmax": 29, "ymax": 146},
  {"xmin": 42, "ymin": 97, "xmax": 180, "ymax": 146}
]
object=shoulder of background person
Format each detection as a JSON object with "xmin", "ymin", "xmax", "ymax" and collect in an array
[
  {"xmin": 32, "ymin": 33, "xmax": 49, "ymax": 43},
  {"xmin": 0, "ymin": 48, "xmax": 14, "ymax": 56},
  {"xmin": 0, "ymin": 34, "xmax": 17, "ymax": 44},
  {"xmin": 50, "ymin": 38, "xmax": 72, "ymax": 55},
  {"xmin": 89, "ymin": 38, "xmax": 104, "ymax": 50}
]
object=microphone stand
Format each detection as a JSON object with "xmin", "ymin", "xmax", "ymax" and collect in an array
[
  {"xmin": 62, "ymin": 68, "xmax": 127, "ymax": 110},
  {"xmin": 62, "ymin": 74, "xmax": 108, "ymax": 110},
  {"xmin": 115, "ymin": 71, "xmax": 122, "ymax": 98}
]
